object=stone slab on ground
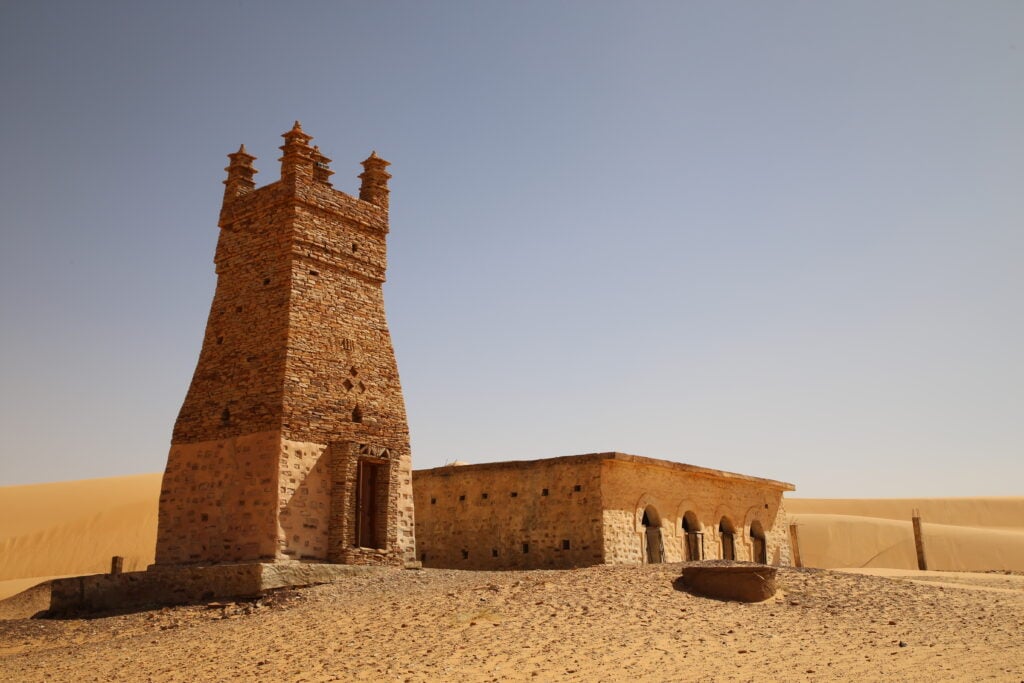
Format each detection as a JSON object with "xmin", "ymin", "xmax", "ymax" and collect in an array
[{"xmin": 677, "ymin": 561, "xmax": 778, "ymax": 602}]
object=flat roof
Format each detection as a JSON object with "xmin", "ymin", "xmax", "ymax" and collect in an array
[{"xmin": 414, "ymin": 451, "xmax": 795, "ymax": 492}]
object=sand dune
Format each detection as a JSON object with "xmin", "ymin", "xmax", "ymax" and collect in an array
[
  {"xmin": 2, "ymin": 475, "xmax": 1023, "ymax": 603},
  {"xmin": 0, "ymin": 474, "xmax": 160, "ymax": 599},
  {"xmin": 788, "ymin": 496, "xmax": 1024, "ymax": 571},
  {"xmin": 787, "ymin": 497, "xmax": 1024, "ymax": 528}
]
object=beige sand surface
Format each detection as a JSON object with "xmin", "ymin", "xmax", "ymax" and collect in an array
[
  {"xmin": 1, "ymin": 563, "xmax": 1022, "ymax": 682},
  {"xmin": 787, "ymin": 497, "xmax": 1024, "ymax": 527},
  {"xmin": 0, "ymin": 474, "xmax": 160, "ymax": 599},
  {"xmin": 836, "ymin": 568, "xmax": 1024, "ymax": 594},
  {"xmin": 788, "ymin": 497, "xmax": 1024, "ymax": 571}
]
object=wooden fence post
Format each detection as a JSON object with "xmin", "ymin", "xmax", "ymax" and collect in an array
[{"xmin": 912, "ymin": 510, "xmax": 927, "ymax": 571}]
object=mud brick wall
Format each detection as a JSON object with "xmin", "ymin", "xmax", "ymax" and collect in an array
[
  {"xmin": 156, "ymin": 124, "xmax": 414, "ymax": 567},
  {"xmin": 413, "ymin": 457, "xmax": 605, "ymax": 569},
  {"xmin": 599, "ymin": 455, "xmax": 792, "ymax": 565}
]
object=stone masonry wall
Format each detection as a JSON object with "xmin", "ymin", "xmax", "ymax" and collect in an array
[
  {"xmin": 413, "ymin": 458, "xmax": 605, "ymax": 569},
  {"xmin": 156, "ymin": 124, "xmax": 414, "ymax": 567},
  {"xmin": 599, "ymin": 457, "xmax": 791, "ymax": 565},
  {"xmin": 156, "ymin": 431, "xmax": 281, "ymax": 564},
  {"xmin": 278, "ymin": 438, "xmax": 331, "ymax": 560}
]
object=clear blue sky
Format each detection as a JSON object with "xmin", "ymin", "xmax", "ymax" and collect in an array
[{"xmin": 1, "ymin": 2, "xmax": 1021, "ymax": 496}]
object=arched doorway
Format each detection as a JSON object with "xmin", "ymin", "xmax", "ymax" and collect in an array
[
  {"xmin": 750, "ymin": 520, "xmax": 767, "ymax": 564},
  {"xmin": 641, "ymin": 505, "xmax": 664, "ymax": 564},
  {"xmin": 681, "ymin": 511, "xmax": 703, "ymax": 561},
  {"xmin": 719, "ymin": 517, "xmax": 736, "ymax": 561}
]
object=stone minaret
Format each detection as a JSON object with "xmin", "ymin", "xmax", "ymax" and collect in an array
[{"xmin": 155, "ymin": 123, "xmax": 414, "ymax": 567}]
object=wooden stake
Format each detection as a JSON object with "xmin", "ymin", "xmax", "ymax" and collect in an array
[
  {"xmin": 788, "ymin": 523, "xmax": 802, "ymax": 568},
  {"xmin": 912, "ymin": 509, "xmax": 927, "ymax": 571}
]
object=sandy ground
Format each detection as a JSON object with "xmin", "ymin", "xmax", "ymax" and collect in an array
[{"xmin": 1, "ymin": 563, "xmax": 1022, "ymax": 682}]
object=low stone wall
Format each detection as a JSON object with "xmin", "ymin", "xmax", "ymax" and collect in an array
[{"xmin": 47, "ymin": 562, "xmax": 383, "ymax": 615}]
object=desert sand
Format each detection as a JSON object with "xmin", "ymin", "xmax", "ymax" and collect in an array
[
  {"xmin": 2, "ymin": 477, "xmax": 1024, "ymax": 680},
  {"xmin": 0, "ymin": 474, "xmax": 159, "ymax": 601},
  {"xmin": 1, "ymin": 563, "xmax": 1023, "ymax": 682},
  {"xmin": 788, "ymin": 497, "xmax": 1024, "ymax": 572}
]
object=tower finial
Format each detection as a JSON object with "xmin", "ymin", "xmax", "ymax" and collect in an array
[
  {"xmin": 359, "ymin": 151, "xmax": 391, "ymax": 210},
  {"xmin": 311, "ymin": 145, "xmax": 334, "ymax": 186},
  {"xmin": 280, "ymin": 121, "xmax": 314, "ymax": 185},
  {"xmin": 222, "ymin": 144, "xmax": 257, "ymax": 198}
]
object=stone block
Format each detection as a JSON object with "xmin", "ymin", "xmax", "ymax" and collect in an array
[{"xmin": 677, "ymin": 563, "xmax": 778, "ymax": 602}]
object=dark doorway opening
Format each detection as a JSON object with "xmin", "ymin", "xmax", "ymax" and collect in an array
[
  {"xmin": 642, "ymin": 506, "xmax": 664, "ymax": 564},
  {"xmin": 356, "ymin": 459, "xmax": 388, "ymax": 549},
  {"xmin": 682, "ymin": 511, "xmax": 703, "ymax": 561},
  {"xmin": 750, "ymin": 520, "xmax": 767, "ymax": 564},
  {"xmin": 719, "ymin": 517, "xmax": 736, "ymax": 560}
]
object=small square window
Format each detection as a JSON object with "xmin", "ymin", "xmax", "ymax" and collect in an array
[
  {"xmin": 562, "ymin": 539, "xmax": 571, "ymax": 550},
  {"xmin": 541, "ymin": 488, "xmax": 549, "ymax": 496},
  {"xmin": 459, "ymin": 494, "xmax": 465, "ymax": 502},
  {"xmin": 574, "ymin": 484, "xmax": 581, "ymax": 492},
  {"xmin": 430, "ymin": 497, "xmax": 436, "ymax": 505},
  {"xmin": 492, "ymin": 549, "xmax": 498, "ymax": 557},
  {"xmin": 510, "ymin": 491, "xmax": 518, "ymax": 498},
  {"xmin": 482, "ymin": 492, "xmax": 488, "ymax": 500},
  {"xmin": 461, "ymin": 550, "xmax": 469, "ymax": 560},
  {"xmin": 522, "ymin": 543, "xmax": 529, "ymax": 554}
]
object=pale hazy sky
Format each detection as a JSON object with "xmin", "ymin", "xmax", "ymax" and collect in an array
[{"xmin": 1, "ymin": 2, "xmax": 1021, "ymax": 496}]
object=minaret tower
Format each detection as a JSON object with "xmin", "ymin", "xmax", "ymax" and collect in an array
[{"xmin": 155, "ymin": 123, "xmax": 415, "ymax": 567}]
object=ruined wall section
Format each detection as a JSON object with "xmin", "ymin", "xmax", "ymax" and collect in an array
[
  {"xmin": 599, "ymin": 457, "xmax": 791, "ymax": 566},
  {"xmin": 413, "ymin": 458, "xmax": 604, "ymax": 569},
  {"xmin": 766, "ymin": 497, "xmax": 792, "ymax": 566}
]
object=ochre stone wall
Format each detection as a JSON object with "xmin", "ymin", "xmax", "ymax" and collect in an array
[
  {"xmin": 413, "ymin": 453, "xmax": 793, "ymax": 569},
  {"xmin": 156, "ymin": 124, "xmax": 414, "ymax": 567},
  {"xmin": 599, "ymin": 457, "xmax": 791, "ymax": 566},
  {"xmin": 157, "ymin": 431, "xmax": 281, "ymax": 564},
  {"xmin": 413, "ymin": 458, "xmax": 605, "ymax": 569},
  {"xmin": 278, "ymin": 438, "xmax": 331, "ymax": 560}
]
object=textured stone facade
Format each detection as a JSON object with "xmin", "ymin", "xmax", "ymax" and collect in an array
[
  {"xmin": 156, "ymin": 124, "xmax": 414, "ymax": 568},
  {"xmin": 413, "ymin": 457, "xmax": 605, "ymax": 569},
  {"xmin": 414, "ymin": 453, "xmax": 793, "ymax": 569}
]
